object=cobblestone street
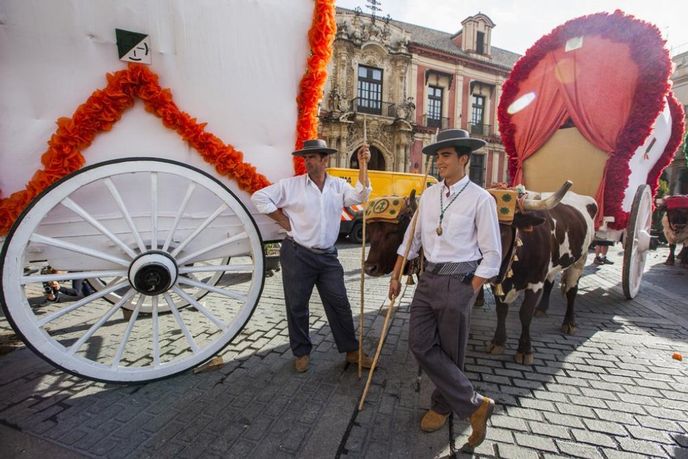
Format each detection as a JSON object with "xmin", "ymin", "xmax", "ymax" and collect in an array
[{"xmin": 1, "ymin": 242, "xmax": 688, "ymax": 458}]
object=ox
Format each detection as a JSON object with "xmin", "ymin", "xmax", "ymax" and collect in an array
[
  {"xmin": 657, "ymin": 196, "xmax": 688, "ymax": 266},
  {"xmin": 363, "ymin": 182, "xmax": 597, "ymax": 365},
  {"xmin": 489, "ymin": 187, "xmax": 597, "ymax": 364}
]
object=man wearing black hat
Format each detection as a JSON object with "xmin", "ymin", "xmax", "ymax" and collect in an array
[
  {"xmin": 251, "ymin": 140, "xmax": 373, "ymax": 373},
  {"xmin": 387, "ymin": 129, "xmax": 501, "ymax": 448}
]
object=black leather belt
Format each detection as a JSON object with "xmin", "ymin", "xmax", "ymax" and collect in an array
[{"xmin": 285, "ymin": 236, "xmax": 336, "ymax": 255}]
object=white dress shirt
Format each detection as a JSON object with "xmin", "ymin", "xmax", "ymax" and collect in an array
[
  {"xmin": 397, "ymin": 175, "xmax": 502, "ymax": 279},
  {"xmin": 251, "ymin": 174, "xmax": 371, "ymax": 249}
]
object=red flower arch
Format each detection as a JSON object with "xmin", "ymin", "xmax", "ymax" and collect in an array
[{"xmin": 498, "ymin": 10, "xmax": 683, "ymax": 229}]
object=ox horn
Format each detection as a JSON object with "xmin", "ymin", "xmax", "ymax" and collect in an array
[{"xmin": 522, "ymin": 180, "xmax": 573, "ymax": 211}]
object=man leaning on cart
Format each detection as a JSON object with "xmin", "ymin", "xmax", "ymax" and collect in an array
[{"xmin": 251, "ymin": 139, "xmax": 374, "ymax": 373}]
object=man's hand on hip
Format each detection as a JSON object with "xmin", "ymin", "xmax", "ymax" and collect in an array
[{"xmin": 267, "ymin": 209, "xmax": 291, "ymax": 232}]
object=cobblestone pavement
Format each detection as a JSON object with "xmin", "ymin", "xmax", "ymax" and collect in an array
[{"xmin": 1, "ymin": 242, "xmax": 688, "ymax": 458}]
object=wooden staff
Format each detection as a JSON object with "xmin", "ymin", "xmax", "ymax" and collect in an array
[
  {"xmin": 358, "ymin": 152, "xmax": 434, "ymax": 411},
  {"xmin": 358, "ymin": 114, "xmax": 368, "ymax": 378}
]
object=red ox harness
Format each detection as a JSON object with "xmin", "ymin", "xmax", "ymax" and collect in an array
[
  {"xmin": 665, "ymin": 196, "xmax": 688, "ymax": 233},
  {"xmin": 665, "ymin": 196, "xmax": 688, "ymax": 211}
]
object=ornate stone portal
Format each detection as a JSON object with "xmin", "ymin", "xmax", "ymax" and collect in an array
[{"xmin": 319, "ymin": 10, "xmax": 414, "ymax": 172}]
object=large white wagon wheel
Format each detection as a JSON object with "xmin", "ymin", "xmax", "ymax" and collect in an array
[
  {"xmin": 622, "ymin": 184, "xmax": 652, "ymax": 299},
  {"xmin": 0, "ymin": 158, "xmax": 265, "ymax": 383}
]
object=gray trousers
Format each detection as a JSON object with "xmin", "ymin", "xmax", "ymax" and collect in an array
[
  {"xmin": 409, "ymin": 271, "xmax": 484, "ymax": 419},
  {"xmin": 280, "ymin": 239, "xmax": 357, "ymax": 357}
]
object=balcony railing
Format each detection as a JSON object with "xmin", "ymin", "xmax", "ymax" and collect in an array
[
  {"xmin": 468, "ymin": 123, "xmax": 494, "ymax": 137},
  {"xmin": 422, "ymin": 115, "xmax": 450, "ymax": 129},
  {"xmin": 351, "ymin": 97, "xmax": 397, "ymax": 117}
]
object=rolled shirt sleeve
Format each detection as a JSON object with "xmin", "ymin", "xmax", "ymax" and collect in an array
[
  {"xmin": 251, "ymin": 182, "xmax": 283, "ymax": 215},
  {"xmin": 343, "ymin": 180, "xmax": 372, "ymax": 207}
]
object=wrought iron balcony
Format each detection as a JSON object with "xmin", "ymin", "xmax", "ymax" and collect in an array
[
  {"xmin": 351, "ymin": 97, "xmax": 396, "ymax": 117},
  {"xmin": 468, "ymin": 123, "xmax": 494, "ymax": 137},
  {"xmin": 422, "ymin": 115, "xmax": 450, "ymax": 129}
]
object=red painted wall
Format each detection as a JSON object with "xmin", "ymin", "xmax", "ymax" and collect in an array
[{"xmin": 415, "ymin": 65, "xmax": 426, "ymax": 125}]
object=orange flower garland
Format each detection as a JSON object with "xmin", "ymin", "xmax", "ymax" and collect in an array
[
  {"xmin": 0, "ymin": 64, "xmax": 271, "ymax": 235},
  {"xmin": 0, "ymin": 0, "xmax": 336, "ymax": 235},
  {"xmin": 293, "ymin": 0, "xmax": 337, "ymax": 175}
]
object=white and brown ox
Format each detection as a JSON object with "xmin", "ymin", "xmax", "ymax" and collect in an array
[
  {"xmin": 657, "ymin": 195, "xmax": 688, "ymax": 266},
  {"xmin": 363, "ymin": 182, "xmax": 597, "ymax": 365}
]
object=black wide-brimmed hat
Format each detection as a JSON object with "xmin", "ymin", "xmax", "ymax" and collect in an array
[
  {"xmin": 422, "ymin": 129, "xmax": 486, "ymax": 155},
  {"xmin": 292, "ymin": 139, "xmax": 337, "ymax": 156}
]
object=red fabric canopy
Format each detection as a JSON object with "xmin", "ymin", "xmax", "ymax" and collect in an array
[{"xmin": 506, "ymin": 36, "xmax": 640, "ymax": 221}]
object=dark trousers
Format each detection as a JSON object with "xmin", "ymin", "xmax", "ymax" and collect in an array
[
  {"xmin": 280, "ymin": 240, "xmax": 357, "ymax": 357},
  {"xmin": 409, "ymin": 271, "xmax": 483, "ymax": 419}
]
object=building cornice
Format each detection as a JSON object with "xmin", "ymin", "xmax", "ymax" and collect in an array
[{"xmin": 409, "ymin": 44, "xmax": 511, "ymax": 76}]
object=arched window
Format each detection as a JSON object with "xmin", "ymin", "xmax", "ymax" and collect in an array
[{"xmin": 350, "ymin": 145, "xmax": 386, "ymax": 170}]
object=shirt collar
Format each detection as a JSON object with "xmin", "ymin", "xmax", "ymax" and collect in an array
[
  {"xmin": 305, "ymin": 173, "xmax": 330, "ymax": 188},
  {"xmin": 441, "ymin": 175, "xmax": 470, "ymax": 194}
]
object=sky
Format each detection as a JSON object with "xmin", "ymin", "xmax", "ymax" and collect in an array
[{"xmin": 335, "ymin": 0, "xmax": 688, "ymax": 57}]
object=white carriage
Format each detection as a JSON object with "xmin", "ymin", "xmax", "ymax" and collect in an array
[
  {"xmin": 498, "ymin": 11, "xmax": 686, "ymax": 299},
  {"xmin": 0, "ymin": 0, "xmax": 334, "ymax": 382}
]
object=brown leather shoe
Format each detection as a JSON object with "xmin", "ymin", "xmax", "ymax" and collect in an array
[
  {"xmin": 467, "ymin": 397, "xmax": 495, "ymax": 448},
  {"xmin": 294, "ymin": 355, "xmax": 310, "ymax": 373},
  {"xmin": 346, "ymin": 351, "xmax": 373, "ymax": 369},
  {"xmin": 420, "ymin": 409, "xmax": 449, "ymax": 432}
]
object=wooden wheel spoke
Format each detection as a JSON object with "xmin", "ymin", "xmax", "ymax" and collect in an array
[
  {"xmin": 178, "ymin": 276, "xmax": 248, "ymax": 302},
  {"xmin": 162, "ymin": 293, "xmax": 199, "ymax": 352},
  {"xmin": 172, "ymin": 286, "xmax": 227, "ymax": 331},
  {"xmin": 68, "ymin": 289, "xmax": 136, "ymax": 355},
  {"xmin": 30, "ymin": 234, "xmax": 130, "ymax": 267},
  {"xmin": 111, "ymin": 294, "xmax": 144, "ymax": 368},
  {"xmin": 38, "ymin": 281, "xmax": 130, "ymax": 327}
]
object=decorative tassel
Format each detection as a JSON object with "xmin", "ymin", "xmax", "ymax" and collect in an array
[
  {"xmin": 506, "ymin": 269, "xmax": 514, "ymax": 278},
  {"xmin": 406, "ymin": 274, "xmax": 415, "ymax": 285},
  {"xmin": 512, "ymin": 254, "xmax": 519, "ymax": 262},
  {"xmin": 516, "ymin": 238, "xmax": 523, "ymax": 247},
  {"xmin": 494, "ymin": 283, "xmax": 505, "ymax": 296}
]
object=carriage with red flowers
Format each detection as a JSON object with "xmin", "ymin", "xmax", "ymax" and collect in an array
[
  {"xmin": 498, "ymin": 10, "xmax": 685, "ymax": 299},
  {"xmin": 0, "ymin": 0, "xmax": 335, "ymax": 383}
]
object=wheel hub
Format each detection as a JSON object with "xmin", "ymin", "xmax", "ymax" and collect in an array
[
  {"xmin": 128, "ymin": 251, "xmax": 178, "ymax": 295},
  {"xmin": 636, "ymin": 229, "xmax": 651, "ymax": 253}
]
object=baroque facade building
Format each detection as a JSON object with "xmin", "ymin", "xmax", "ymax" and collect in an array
[{"xmin": 319, "ymin": 7, "xmax": 520, "ymax": 187}]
